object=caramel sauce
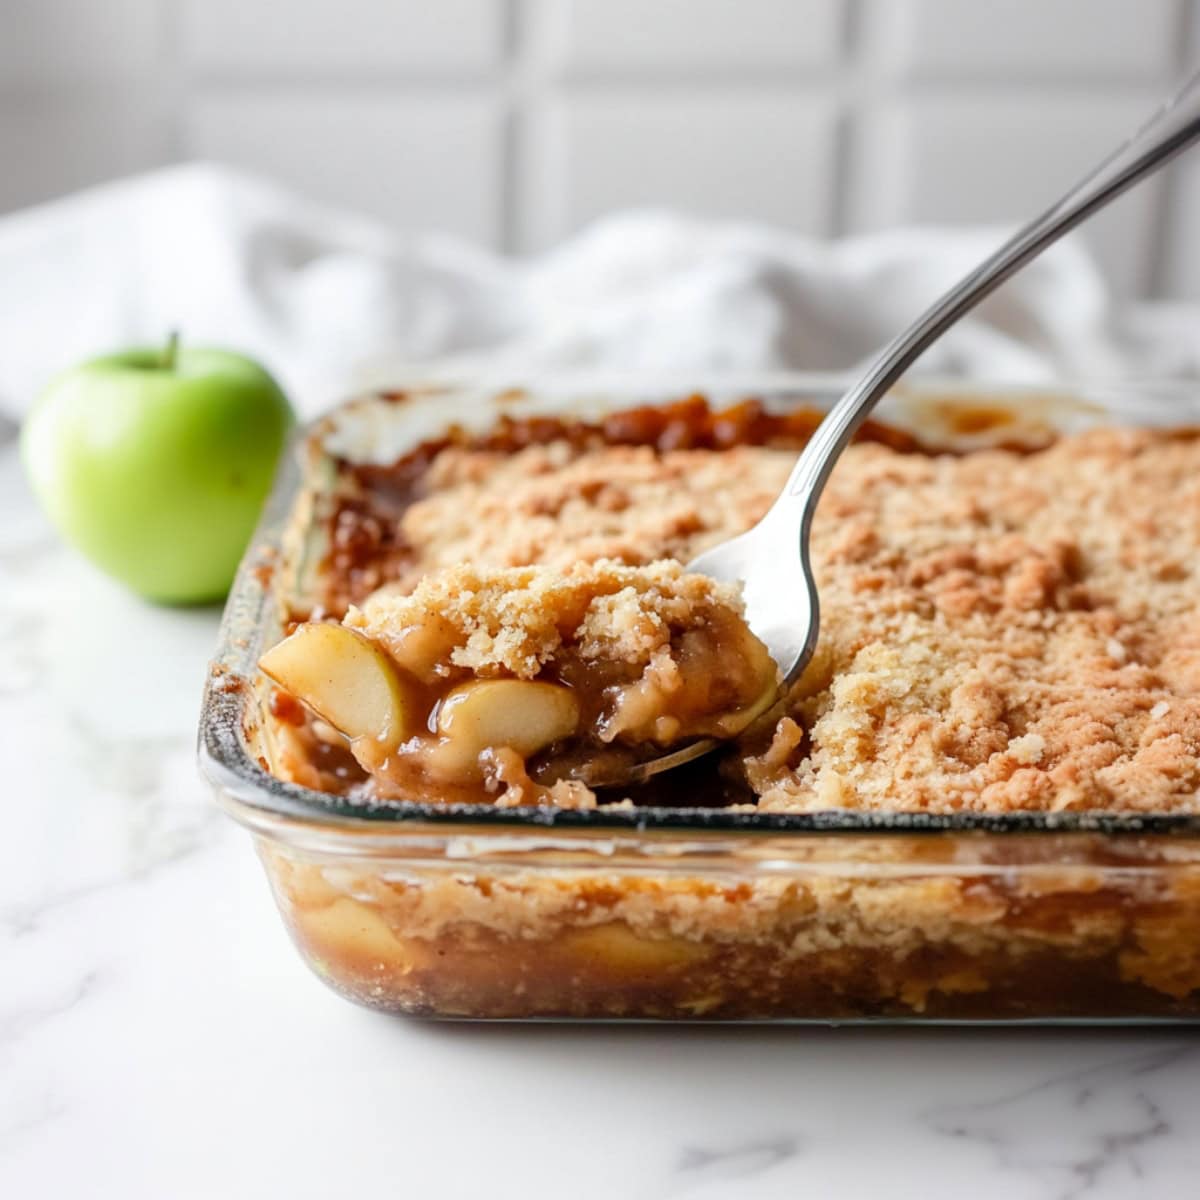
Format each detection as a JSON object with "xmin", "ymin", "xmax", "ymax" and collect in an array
[
  {"xmin": 268, "ymin": 688, "xmax": 307, "ymax": 726},
  {"xmin": 340, "ymin": 607, "xmax": 773, "ymax": 806}
]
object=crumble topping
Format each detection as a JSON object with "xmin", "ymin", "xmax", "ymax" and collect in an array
[
  {"xmin": 345, "ymin": 425, "xmax": 1200, "ymax": 815},
  {"xmin": 345, "ymin": 558, "xmax": 750, "ymax": 680},
  {"xmin": 396, "ymin": 442, "xmax": 793, "ymax": 584},
  {"xmin": 758, "ymin": 428, "xmax": 1200, "ymax": 814}
]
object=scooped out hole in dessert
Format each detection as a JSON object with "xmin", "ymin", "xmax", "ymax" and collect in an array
[{"xmin": 258, "ymin": 559, "xmax": 781, "ymax": 805}]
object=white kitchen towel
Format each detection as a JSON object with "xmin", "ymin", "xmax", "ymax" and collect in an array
[{"xmin": 1, "ymin": 161, "xmax": 1196, "ymax": 420}]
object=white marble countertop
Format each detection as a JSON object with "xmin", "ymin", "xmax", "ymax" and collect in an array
[{"xmin": 3, "ymin": 430, "xmax": 1199, "ymax": 1200}]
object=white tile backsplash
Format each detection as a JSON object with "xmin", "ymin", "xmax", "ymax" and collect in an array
[
  {"xmin": 0, "ymin": 0, "xmax": 1196, "ymax": 298},
  {"xmin": 880, "ymin": 0, "xmax": 1181, "ymax": 77},
  {"xmin": 0, "ymin": 0, "xmax": 163, "ymax": 86},
  {"xmin": 186, "ymin": 91, "xmax": 503, "ymax": 243},
  {"xmin": 554, "ymin": 0, "xmax": 843, "ymax": 71},
  {"xmin": 0, "ymin": 98, "xmax": 169, "ymax": 211},
  {"xmin": 848, "ymin": 90, "xmax": 1165, "ymax": 295},
  {"xmin": 1163, "ymin": 156, "xmax": 1200, "ymax": 301},
  {"xmin": 180, "ymin": 0, "xmax": 505, "ymax": 73},
  {"xmin": 1164, "ymin": 1, "xmax": 1200, "ymax": 301},
  {"xmin": 529, "ymin": 90, "xmax": 836, "ymax": 249}
]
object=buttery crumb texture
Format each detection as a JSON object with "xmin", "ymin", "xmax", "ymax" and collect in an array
[
  {"xmin": 323, "ymin": 424, "xmax": 1200, "ymax": 815},
  {"xmin": 345, "ymin": 559, "xmax": 749, "ymax": 680},
  {"xmin": 760, "ymin": 428, "xmax": 1200, "ymax": 815}
]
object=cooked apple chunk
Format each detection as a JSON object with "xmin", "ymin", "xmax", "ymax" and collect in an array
[
  {"xmin": 258, "ymin": 621, "xmax": 419, "ymax": 752},
  {"xmin": 431, "ymin": 680, "xmax": 581, "ymax": 779}
]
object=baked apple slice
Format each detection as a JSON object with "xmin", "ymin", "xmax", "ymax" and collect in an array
[
  {"xmin": 431, "ymin": 679, "xmax": 581, "ymax": 777},
  {"xmin": 259, "ymin": 622, "xmax": 418, "ymax": 751}
]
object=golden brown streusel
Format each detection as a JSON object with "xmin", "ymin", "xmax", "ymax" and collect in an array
[
  {"xmin": 370, "ymin": 427, "xmax": 1200, "ymax": 814},
  {"xmin": 345, "ymin": 558, "xmax": 749, "ymax": 680},
  {"xmin": 761, "ymin": 428, "xmax": 1200, "ymax": 814},
  {"xmin": 395, "ymin": 441, "xmax": 794, "ymax": 584}
]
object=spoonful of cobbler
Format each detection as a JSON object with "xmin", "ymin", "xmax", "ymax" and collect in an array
[{"xmin": 259, "ymin": 559, "xmax": 779, "ymax": 803}]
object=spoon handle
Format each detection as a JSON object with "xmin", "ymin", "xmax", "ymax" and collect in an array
[{"xmin": 777, "ymin": 65, "xmax": 1200, "ymax": 520}]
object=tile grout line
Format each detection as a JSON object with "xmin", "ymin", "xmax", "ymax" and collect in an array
[
  {"xmin": 498, "ymin": 0, "xmax": 521, "ymax": 256},
  {"xmin": 506, "ymin": 0, "xmax": 566, "ymax": 254},
  {"xmin": 829, "ymin": 0, "xmax": 864, "ymax": 238},
  {"xmin": 159, "ymin": 0, "xmax": 186, "ymax": 165},
  {"xmin": 1148, "ymin": 0, "xmax": 1200, "ymax": 299}
]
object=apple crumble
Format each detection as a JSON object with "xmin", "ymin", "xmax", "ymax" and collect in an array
[
  {"xmin": 236, "ymin": 394, "xmax": 1200, "ymax": 1021},
  {"xmin": 266, "ymin": 400, "xmax": 1200, "ymax": 817}
]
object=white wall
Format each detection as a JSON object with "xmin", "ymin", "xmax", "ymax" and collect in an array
[{"xmin": 1, "ymin": 0, "xmax": 1198, "ymax": 299}]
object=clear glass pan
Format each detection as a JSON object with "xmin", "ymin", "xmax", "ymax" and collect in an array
[{"xmin": 198, "ymin": 374, "xmax": 1200, "ymax": 1022}]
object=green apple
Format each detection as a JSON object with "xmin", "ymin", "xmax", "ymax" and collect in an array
[{"xmin": 21, "ymin": 337, "xmax": 294, "ymax": 604}]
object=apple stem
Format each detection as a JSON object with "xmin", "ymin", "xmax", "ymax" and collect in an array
[{"xmin": 162, "ymin": 330, "xmax": 180, "ymax": 371}]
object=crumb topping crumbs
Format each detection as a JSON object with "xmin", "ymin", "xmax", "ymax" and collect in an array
[
  {"xmin": 346, "ymin": 558, "xmax": 747, "ymax": 680},
  {"xmin": 756, "ymin": 428, "xmax": 1200, "ymax": 814},
  {"xmin": 363, "ymin": 427, "xmax": 1200, "ymax": 814}
]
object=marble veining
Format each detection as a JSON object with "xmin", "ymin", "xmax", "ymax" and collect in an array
[
  {"xmin": 0, "ymin": 970, "xmax": 103, "ymax": 1048},
  {"xmin": 675, "ymin": 1135, "xmax": 802, "ymax": 1189},
  {"xmin": 2, "ymin": 447, "xmax": 1199, "ymax": 1200},
  {"xmin": 924, "ymin": 1044, "xmax": 1200, "ymax": 1199}
]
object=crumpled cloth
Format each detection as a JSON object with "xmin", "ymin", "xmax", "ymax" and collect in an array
[{"xmin": 1, "ymin": 161, "xmax": 1196, "ymax": 419}]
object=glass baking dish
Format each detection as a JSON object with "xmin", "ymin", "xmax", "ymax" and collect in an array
[{"xmin": 198, "ymin": 374, "xmax": 1200, "ymax": 1022}]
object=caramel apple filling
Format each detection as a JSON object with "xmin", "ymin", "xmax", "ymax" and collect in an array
[
  {"xmin": 260, "ymin": 559, "xmax": 779, "ymax": 804},
  {"xmin": 263, "ymin": 400, "xmax": 1200, "ymax": 817}
]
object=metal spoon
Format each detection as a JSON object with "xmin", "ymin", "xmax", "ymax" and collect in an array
[{"xmin": 592, "ymin": 65, "xmax": 1200, "ymax": 789}]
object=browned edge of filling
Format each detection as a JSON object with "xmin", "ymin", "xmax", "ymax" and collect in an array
[
  {"xmin": 263, "ymin": 845, "xmax": 1200, "ymax": 1021},
  {"xmin": 314, "ymin": 396, "xmax": 936, "ymax": 620}
]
